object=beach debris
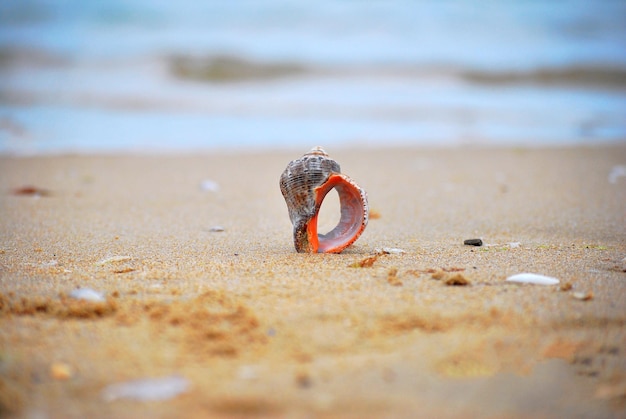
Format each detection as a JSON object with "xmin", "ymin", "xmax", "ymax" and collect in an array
[
  {"xmin": 209, "ymin": 225, "xmax": 225, "ymax": 232},
  {"xmin": 444, "ymin": 273, "xmax": 470, "ymax": 286},
  {"xmin": 573, "ymin": 291, "xmax": 593, "ymax": 301},
  {"xmin": 69, "ymin": 288, "xmax": 105, "ymax": 302},
  {"xmin": 295, "ymin": 370, "xmax": 312, "ymax": 388},
  {"xmin": 369, "ymin": 209, "xmax": 382, "ymax": 219},
  {"xmin": 96, "ymin": 255, "xmax": 132, "ymax": 266},
  {"xmin": 506, "ymin": 273, "xmax": 559, "ymax": 285},
  {"xmin": 431, "ymin": 269, "xmax": 447, "ymax": 280},
  {"xmin": 200, "ymin": 179, "xmax": 220, "ymax": 192},
  {"xmin": 113, "ymin": 267, "xmax": 136, "ymax": 274},
  {"xmin": 102, "ymin": 375, "xmax": 190, "ymax": 402},
  {"xmin": 281, "ymin": 147, "xmax": 368, "ymax": 253},
  {"xmin": 11, "ymin": 186, "xmax": 52, "ymax": 197},
  {"xmin": 419, "ymin": 267, "xmax": 467, "ymax": 281},
  {"xmin": 464, "ymin": 238, "xmax": 483, "ymax": 246},
  {"xmin": 387, "ymin": 268, "xmax": 402, "ymax": 286},
  {"xmin": 375, "ymin": 247, "xmax": 406, "ymax": 255},
  {"xmin": 349, "ymin": 254, "xmax": 379, "ymax": 268},
  {"xmin": 608, "ymin": 165, "xmax": 626, "ymax": 184},
  {"xmin": 50, "ymin": 362, "xmax": 73, "ymax": 380},
  {"xmin": 559, "ymin": 282, "xmax": 573, "ymax": 291},
  {"xmin": 508, "ymin": 242, "xmax": 521, "ymax": 248}
]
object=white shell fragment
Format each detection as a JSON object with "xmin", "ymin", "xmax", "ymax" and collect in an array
[
  {"xmin": 608, "ymin": 165, "xmax": 626, "ymax": 184},
  {"xmin": 96, "ymin": 255, "xmax": 132, "ymax": 266},
  {"xmin": 376, "ymin": 247, "xmax": 406, "ymax": 254},
  {"xmin": 200, "ymin": 179, "xmax": 220, "ymax": 192},
  {"xmin": 573, "ymin": 291, "xmax": 593, "ymax": 301},
  {"xmin": 506, "ymin": 273, "xmax": 560, "ymax": 285},
  {"xmin": 102, "ymin": 375, "xmax": 190, "ymax": 402},
  {"xmin": 69, "ymin": 288, "xmax": 105, "ymax": 302}
]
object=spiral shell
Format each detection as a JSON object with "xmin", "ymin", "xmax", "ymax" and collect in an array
[{"xmin": 280, "ymin": 146, "xmax": 369, "ymax": 253}]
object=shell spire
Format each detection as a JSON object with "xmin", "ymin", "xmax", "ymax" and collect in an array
[{"xmin": 279, "ymin": 147, "xmax": 368, "ymax": 253}]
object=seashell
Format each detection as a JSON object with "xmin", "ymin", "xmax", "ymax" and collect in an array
[
  {"xmin": 505, "ymin": 273, "xmax": 560, "ymax": 285},
  {"xmin": 69, "ymin": 287, "xmax": 105, "ymax": 302},
  {"xmin": 280, "ymin": 146, "xmax": 368, "ymax": 253}
]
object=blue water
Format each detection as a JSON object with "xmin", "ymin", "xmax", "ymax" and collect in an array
[{"xmin": 1, "ymin": 0, "xmax": 625, "ymax": 154}]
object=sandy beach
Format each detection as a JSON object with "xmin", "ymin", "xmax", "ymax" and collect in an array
[{"xmin": 1, "ymin": 145, "xmax": 625, "ymax": 418}]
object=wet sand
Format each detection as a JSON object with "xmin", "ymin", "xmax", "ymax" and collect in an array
[{"xmin": 1, "ymin": 145, "xmax": 625, "ymax": 418}]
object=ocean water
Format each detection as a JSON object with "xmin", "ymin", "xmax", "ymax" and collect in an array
[{"xmin": 1, "ymin": 0, "xmax": 625, "ymax": 154}]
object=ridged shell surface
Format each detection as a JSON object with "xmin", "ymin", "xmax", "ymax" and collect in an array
[{"xmin": 279, "ymin": 146, "xmax": 340, "ymax": 228}]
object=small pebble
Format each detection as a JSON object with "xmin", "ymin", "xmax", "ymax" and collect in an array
[
  {"xmin": 444, "ymin": 273, "xmax": 470, "ymax": 286},
  {"xmin": 464, "ymin": 238, "xmax": 483, "ymax": 246},
  {"xmin": 209, "ymin": 226, "xmax": 225, "ymax": 232},
  {"xmin": 369, "ymin": 209, "xmax": 382, "ymax": 219},
  {"xmin": 431, "ymin": 270, "xmax": 446, "ymax": 280},
  {"xmin": 295, "ymin": 371, "xmax": 312, "ymax": 388},
  {"xmin": 69, "ymin": 288, "xmax": 105, "ymax": 302},
  {"xmin": 50, "ymin": 362, "xmax": 73, "ymax": 380}
]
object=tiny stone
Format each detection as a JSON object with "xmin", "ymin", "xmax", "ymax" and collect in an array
[
  {"xmin": 560, "ymin": 282, "xmax": 573, "ymax": 291},
  {"xmin": 209, "ymin": 226, "xmax": 225, "ymax": 232},
  {"xmin": 431, "ymin": 270, "xmax": 446, "ymax": 280},
  {"xmin": 464, "ymin": 238, "xmax": 483, "ymax": 246},
  {"xmin": 50, "ymin": 362, "xmax": 73, "ymax": 380},
  {"xmin": 295, "ymin": 371, "xmax": 312, "ymax": 388},
  {"xmin": 444, "ymin": 273, "xmax": 470, "ymax": 286}
]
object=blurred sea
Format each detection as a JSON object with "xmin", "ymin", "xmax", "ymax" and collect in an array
[{"xmin": 1, "ymin": 0, "xmax": 625, "ymax": 154}]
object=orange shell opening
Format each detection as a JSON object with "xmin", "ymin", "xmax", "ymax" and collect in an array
[{"xmin": 306, "ymin": 173, "xmax": 368, "ymax": 253}]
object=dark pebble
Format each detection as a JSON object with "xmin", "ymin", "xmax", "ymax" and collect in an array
[{"xmin": 464, "ymin": 238, "xmax": 483, "ymax": 246}]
